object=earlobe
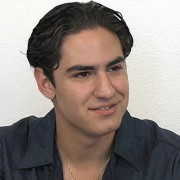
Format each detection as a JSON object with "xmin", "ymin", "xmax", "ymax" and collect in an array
[{"xmin": 34, "ymin": 68, "xmax": 55, "ymax": 99}]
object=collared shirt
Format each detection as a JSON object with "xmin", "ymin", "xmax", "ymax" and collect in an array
[{"xmin": 0, "ymin": 109, "xmax": 180, "ymax": 180}]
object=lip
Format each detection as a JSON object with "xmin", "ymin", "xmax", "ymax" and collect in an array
[{"xmin": 89, "ymin": 103, "xmax": 118, "ymax": 116}]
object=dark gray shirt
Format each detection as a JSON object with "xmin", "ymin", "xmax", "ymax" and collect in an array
[{"xmin": 0, "ymin": 109, "xmax": 180, "ymax": 180}]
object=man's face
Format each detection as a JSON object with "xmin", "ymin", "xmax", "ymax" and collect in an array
[{"xmin": 53, "ymin": 27, "xmax": 129, "ymax": 137}]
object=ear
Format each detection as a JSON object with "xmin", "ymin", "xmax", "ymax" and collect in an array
[{"xmin": 34, "ymin": 68, "xmax": 55, "ymax": 99}]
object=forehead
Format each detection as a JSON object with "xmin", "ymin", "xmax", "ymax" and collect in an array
[{"xmin": 59, "ymin": 27, "xmax": 123, "ymax": 67}]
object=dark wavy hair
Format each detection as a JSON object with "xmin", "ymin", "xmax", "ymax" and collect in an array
[{"xmin": 27, "ymin": 1, "xmax": 133, "ymax": 86}]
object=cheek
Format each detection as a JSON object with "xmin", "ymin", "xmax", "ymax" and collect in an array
[
  {"xmin": 57, "ymin": 82, "xmax": 94, "ymax": 106},
  {"xmin": 113, "ymin": 75, "xmax": 129, "ymax": 94}
]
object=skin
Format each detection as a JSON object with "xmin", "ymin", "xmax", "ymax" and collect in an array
[
  {"xmin": 54, "ymin": 27, "xmax": 129, "ymax": 138},
  {"xmin": 34, "ymin": 27, "xmax": 129, "ymax": 179}
]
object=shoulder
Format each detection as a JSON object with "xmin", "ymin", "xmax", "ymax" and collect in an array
[
  {"xmin": 132, "ymin": 116, "xmax": 180, "ymax": 149},
  {"xmin": 0, "ymin": 116, "xmax": 42, "ymax": 153},
  {"xmin": 0, "ymin": 115, "xmax": 44, "ymax": 175},
  {"xmin": 0, "ymin": 114, "xmax": 47, "ymax": 152},
  {"xmin": 0, "ymin": 116, "xmax": 39, "ymax": 141},
  {"xmin": 131, "ymin": 116, "xmax": 180, "ymax": 177},
  {"xmin": 0, "ymin": 109, "xmax": 55, "ymax": 154},
  {"xmin": 0, "ymin": 109, "xmax": 55, "ymax": 177},
  {"xmin": 0, "ymin": 116, "xmax": 42, "ymax": 157}
]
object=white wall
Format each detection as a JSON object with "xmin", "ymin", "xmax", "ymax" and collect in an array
[{"xmin": 0, "ymin": 0, "xmax": 180, "ymax": 134}]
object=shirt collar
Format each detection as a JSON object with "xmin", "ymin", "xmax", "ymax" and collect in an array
[
  {"xmin": 17, "ymin": 109, "xmax": 56, "ymax": 169},
  {"xmin": 114, "ymin": 111, "xmax": 141, "ymax": 171},
  {"xmin": 17, "ymin": 109, "xmax": 140, "ymax": 171}
]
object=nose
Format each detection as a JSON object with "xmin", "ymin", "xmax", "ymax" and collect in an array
[{"xmin": 93, "ymin": 72, "xmax": 115, "ymax": 99}]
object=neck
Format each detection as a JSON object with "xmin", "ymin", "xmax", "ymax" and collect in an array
[
  {"xmin": 55, "ymin": 118, "xmax": 115, "ymax": 164},
  {"xmin": 57, "ymin": 133, "xmax": 114, "ymax": 164}
]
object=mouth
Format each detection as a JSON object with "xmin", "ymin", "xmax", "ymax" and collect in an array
[
  {"xmin": 89, "ymin": 103, "xmax": 118, "ymax": 116},
  {"xmin": 95, "ymin": 105, "xmax": 113, "ymax": 110}
]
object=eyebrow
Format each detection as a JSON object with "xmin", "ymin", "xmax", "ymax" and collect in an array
[
  {"xmin": 65, "ymin": 56, "xmax": 124, "ymax": 73},
  {"xmin": 66, "ymin": 65, "xmax": 95, "ymax": 72},
  {"xmin": 106, "ymin": 56, "xmax": 124, "ymax": 67}
]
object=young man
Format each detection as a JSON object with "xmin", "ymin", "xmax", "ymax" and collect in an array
[{"xmin": 0, "ymin": 1, "xmax": 179, "ymax": 180}]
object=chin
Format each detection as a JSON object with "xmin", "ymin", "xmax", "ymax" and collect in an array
[{"xmin": 94, "ymin": 122, "xmax": 120, "ymax": 137}]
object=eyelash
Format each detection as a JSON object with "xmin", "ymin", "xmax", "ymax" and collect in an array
[
  {"xmin": 108, "ymin": 65, "xmax": 124, "ymax": 72},
  {"xmin": 73, "ymin": 72, "xmax": 92, "ymax": 78},
  {"xmin": 73, "ymin": 65, "xmax": 124, "ymax": 78}
]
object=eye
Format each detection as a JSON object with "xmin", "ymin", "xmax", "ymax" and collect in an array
[
  {"xmin": 108, "ymin": 65, "xmax": 123, "ymax": 72},
  {"xmin": 73, "ymin": 72, "xmax": 92, "ymax": 78}
]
